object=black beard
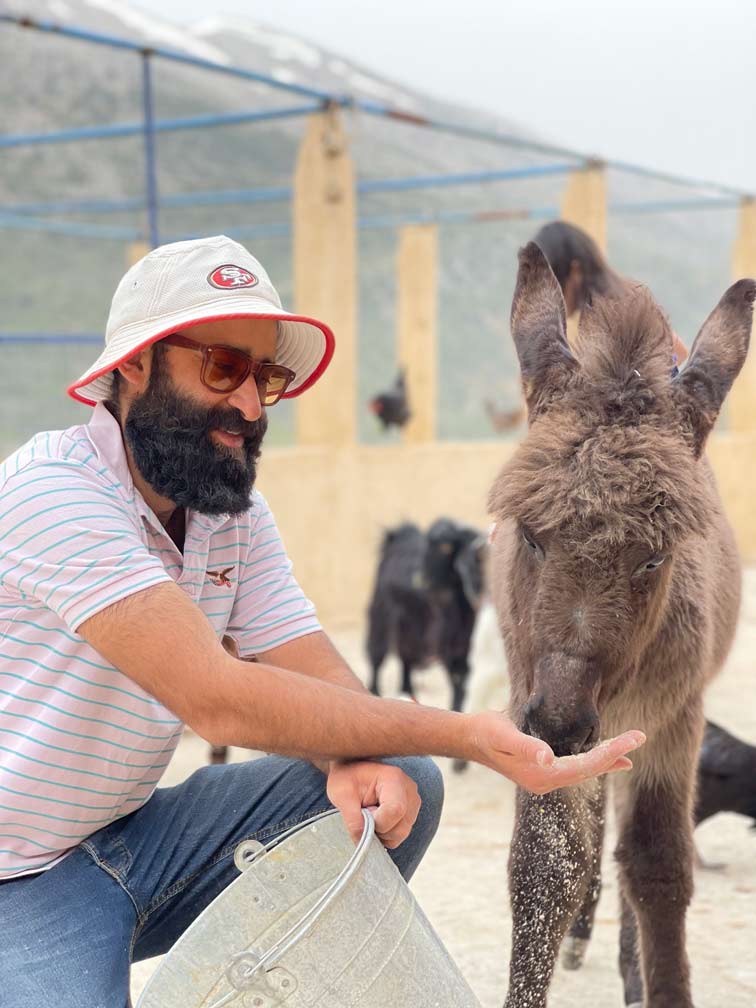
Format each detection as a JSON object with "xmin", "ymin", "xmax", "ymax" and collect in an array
[{"xmin": 123, "ymin": 355, "xmax": 268, "ymax": 516}]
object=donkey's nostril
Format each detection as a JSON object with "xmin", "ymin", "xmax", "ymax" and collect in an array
[
  {"xmin": 556, "ymin": 721, "xmax": 599, "ymax": 757},
  {"xmin": 522, "ymin": 695, "xmax": 599, "ymax": 756}
]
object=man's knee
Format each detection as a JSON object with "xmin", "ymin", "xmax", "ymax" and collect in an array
[{"xmin": 398, "ymin": 754, "xmax": 445, "ymax": 822}]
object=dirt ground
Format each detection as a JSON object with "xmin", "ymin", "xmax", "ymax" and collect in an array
[{"xmin": 131, "ymin": 570, "xmax": 756, "ymax": 1007}]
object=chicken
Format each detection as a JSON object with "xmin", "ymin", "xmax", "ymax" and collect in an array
[
  {"xmin": 369, "ymin": 370, "xmax": 411, "ymax": 430},
  {"xmin": 483, "ymin": 398, "xmax": 525, "ymax": 434}
]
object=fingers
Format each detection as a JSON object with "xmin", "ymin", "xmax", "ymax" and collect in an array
[
  {"xmin": 326, "ymin": 762, "xmax": 421, "ymax": 848},
  {"xmin": 326, "ymin": 772, "xmax": 364, "ymax": 845},
  {"xmin": 536, "ymin": 731, "xmax": 646, "ymax": 793},
  {"xmin": 512, "ymin": 730, "xmax": 556, "ymax": 769},
  {"xmin": 372, "ymin": 795, "xmax": 419, "ymax": 849},
  {"xmin": 487, "ymin": 713, "xmax": 556, "ymax": 767},
  {"xmin": 333, "ymin": 796, "xmax": 365, "ymax": 845}
]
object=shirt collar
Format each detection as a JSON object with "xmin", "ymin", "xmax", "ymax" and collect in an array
[
  {"xmin": 87, "ymin": 405, "xmax": 163, "ymax": 527},
  {"xmin": 87, "ymin": 403, "xmax": 136, "ymax": 500}
]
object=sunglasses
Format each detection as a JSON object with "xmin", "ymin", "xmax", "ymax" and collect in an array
[{"xmin": 161, "ymin": 332, "xmax": 296, "ymax": 406}]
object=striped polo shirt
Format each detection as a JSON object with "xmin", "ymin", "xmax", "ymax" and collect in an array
[{"xmin": 0, "ymin": 404, "xmax": 320, "ymax": 880}]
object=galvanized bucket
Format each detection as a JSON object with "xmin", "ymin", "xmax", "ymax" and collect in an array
[{"xmin": 136, "ymin": 808, "xmax": 482, "ymax": 1008}]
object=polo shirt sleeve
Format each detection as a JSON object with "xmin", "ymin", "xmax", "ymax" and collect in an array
[
  {"xmin": 225, "ymin": 493, "xmax": 321, "ymax": 656},
  {"xmin": 0, "ymin": 460, "xmax": 172, "ymax": 632}
]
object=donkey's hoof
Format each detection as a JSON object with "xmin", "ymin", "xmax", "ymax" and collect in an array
[{"xmin": 561, "ymin": 936, "xmax": 589, "ymax": 970}]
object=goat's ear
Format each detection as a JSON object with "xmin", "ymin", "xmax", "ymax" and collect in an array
[
  {"xmin": 511, "ymin": 242, "xmax": 579, "ymax": 421},
  {"xmin": 672, "ymin": 279, "xmax": 756, "ymax": 455},
  {"xmin": 453, "ymin": 532, "xmax": 487, "ymax": 608}
]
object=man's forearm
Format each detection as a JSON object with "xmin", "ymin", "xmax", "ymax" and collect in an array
[
  {"xmin": 203, "ymin": 653, "xmax": 470, "ymax": 762},
  {"xmin": 256, "ymin": 631, "xmax": 368, "ymax": 695},
  {"xmin": 79, "ymin": 583, "xmax": 465, "ymax": 763},
  {"xmin": 79, "ymin": 583, "xmax": 644, "ymax": 794}
]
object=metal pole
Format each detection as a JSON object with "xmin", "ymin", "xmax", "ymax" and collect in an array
[{"xmin": 141, "ymin": 50, "xmax": 159, "ymax": 249}]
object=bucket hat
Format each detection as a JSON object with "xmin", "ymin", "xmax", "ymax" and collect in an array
[{"xmin": 68, "ymin": 235, "xmax": 334, "ymax": 405}]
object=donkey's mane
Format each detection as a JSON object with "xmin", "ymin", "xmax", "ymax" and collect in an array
[
  {"xmin": 574, "ymin": 284, "xmax": 673, "ymax": 391},
  {"xmin": 490, "ymin": 287, "xmax": 711, "ymax": 557}
]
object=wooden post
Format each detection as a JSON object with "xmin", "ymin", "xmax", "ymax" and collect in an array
[
  {"xmin": 397, "ymin": 224, "xmax": 438, "ymax": 444},
  {"xmin": 560, "ymin": 159, "xmax": 607, "ymax": 344},
  {"xmin": 560, "ymin": 159, "xmax": 607, "ymax": 252},
  {"xmin": 729, "ymin": 197, "xmax": 756, "ymax": 432},
  {"xmin": 127, "ymin": 241, "xmax": 150, "ymax": 268},
  {"xmin": 293, "ymin": 107, "xmax": 357, "ymax": 446}
]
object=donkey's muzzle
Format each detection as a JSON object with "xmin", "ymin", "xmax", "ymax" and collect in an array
[{"xmin": 524, "ymin": 696, "xmax": 600, "ymax": 757}]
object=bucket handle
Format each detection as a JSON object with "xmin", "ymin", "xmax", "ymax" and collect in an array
[{"xmin": 208, "ymin": 809, "xmax": 375, "ymax": 1007}]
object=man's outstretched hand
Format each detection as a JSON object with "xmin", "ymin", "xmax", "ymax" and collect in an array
[
  {"xmin": 323, "ymin": 710, "xmax": 645, "ymax": 848},
  {"xmin": 466, "ymin": 711, "xmax": 645, "ymax": 795}
]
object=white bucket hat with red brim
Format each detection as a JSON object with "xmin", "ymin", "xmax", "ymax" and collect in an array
[{"xmin": 67, "ymin": 235, "xmax": 335, "ymax": 405}]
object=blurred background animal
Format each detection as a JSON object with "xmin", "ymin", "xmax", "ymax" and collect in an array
[
  {"xmin": 482, "ymin": 220, "xmax": 688, "ymax": 442},
  {"xmin": 695, "ymin": 719, "xmax": 756, "ymax": 833},
  {"xmin": 369, "ymin": 369, "xmax": 411, "ymax": 430},
  {"xmin": 533, "ymin": 218, "xmax": 689, "ymax": 368},
  {"xmin": 483, "ymin": 398, "xmax": 525, "ymax": 435},
  {"xmin": 452, "ymin": 596, "xmax": 510, "ymax": 773},
  {"xmin": 365, "ymin": 517, "xmax": 485, "ymax": 712}
]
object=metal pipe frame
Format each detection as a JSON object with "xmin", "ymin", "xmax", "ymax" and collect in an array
[
  {"xmin": 0, "ymin": 105, "xmax": 323, "ymax": 149},
  {"xmin": 141, "ymin": 52, "xmax": 159, "ymax": 248},
  {"xmin": 1, "ymin": 164, "xmax": 575, "ymax": 219}
]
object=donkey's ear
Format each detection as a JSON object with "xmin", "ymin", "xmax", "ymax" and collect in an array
[
  {"xmin": 672, "ymin": 278, "xmax": 756, "ymax": 455},
  {"xmin": 511, "ymin": 242, "xmax": 579, "ymax": 421}
]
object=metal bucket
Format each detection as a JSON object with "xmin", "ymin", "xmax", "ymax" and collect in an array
[{"xmin": 136, "ymin": 808, "xmax": 482, "ymax": 1008}]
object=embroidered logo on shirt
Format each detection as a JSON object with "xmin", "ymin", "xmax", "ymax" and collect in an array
[{"xmin": 207, "ymin": 567, "xmax": 235, "ymax": 588}]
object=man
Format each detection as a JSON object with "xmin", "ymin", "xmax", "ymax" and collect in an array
[{"xmin": 0, "ymin": 235, "xmax": 644, "ymax": 1006}]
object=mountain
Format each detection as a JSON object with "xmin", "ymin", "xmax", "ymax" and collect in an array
[{"xmin": 0, "ymin": 0, "xmax": 739, "ymax": 450}]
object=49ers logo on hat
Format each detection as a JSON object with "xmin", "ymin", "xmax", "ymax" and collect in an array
[{"xmin": 208, "ymin": 264, "xmax": 258, "ymax": 289}]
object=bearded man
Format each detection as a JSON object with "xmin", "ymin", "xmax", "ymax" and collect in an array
[{"xmin": 0, "ymin": 235, "xmax": 643, "ymax": 1006}]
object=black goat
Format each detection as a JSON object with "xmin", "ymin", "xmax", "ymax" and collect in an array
[
  {"xmin": 365, "ymin": 518, "xmax": 485, "ymax": 712},
  {"xmin": 695, "ymin": 719, "xmax": 756, "ymax": 827}
]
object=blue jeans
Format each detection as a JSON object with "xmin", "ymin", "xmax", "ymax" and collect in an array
[{"xmin": 1, "ymin": 754, "xmax": 443, "ymax": 1008}]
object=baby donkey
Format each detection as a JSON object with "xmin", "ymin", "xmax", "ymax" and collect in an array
[{"xmin": 488, "ymin": 243, "xmax": 755, "ymax": 1007}]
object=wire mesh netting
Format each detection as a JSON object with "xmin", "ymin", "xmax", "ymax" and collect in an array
[{"xmin": 1, "ymin": 13, "xmax": 747, "ymax": 456}]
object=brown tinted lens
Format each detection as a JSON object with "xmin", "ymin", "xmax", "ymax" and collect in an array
[
  {"xmin": 204, "ymin": 348, "xmax": 249, "ymax": 391},
  {"xmin": 258, "ymin": 365, "xmax": 292, "ymax": 405}
]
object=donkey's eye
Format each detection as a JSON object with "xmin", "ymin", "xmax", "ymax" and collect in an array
[
  {"xmin": 521, "ymin": 529, "xmax": 543, "ymax": 559},
  {"xmin": 637, "ymin": 554, "xmax": 667, "ymax": 575}
]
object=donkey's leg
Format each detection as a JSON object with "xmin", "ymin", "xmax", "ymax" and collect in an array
[
  {"xmin": 504, "ymin": 783, "xmax": 598, "ymax": 1008},
  {"xmin": 611, "ymin": 771, "xmax": 644, "ymax": 1005},
  {"xmin": 618, "ymin": 889, "xmax": 644, "ymax": 1007},
  {"xmin": 614, "ymin": 752, "xmax": 697, "ymax": 1008},
  {"xmin": 561, "ymin": 778, "xmax": 606, "ymax": 970}
]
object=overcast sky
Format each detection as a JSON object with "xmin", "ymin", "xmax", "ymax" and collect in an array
[{"xmin": 133, "ymin": 0, "xmax": 755, "ymax": 193}]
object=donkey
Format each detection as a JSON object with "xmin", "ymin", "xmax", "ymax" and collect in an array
[{"xmin": 488, "ymin": 242, "xmax": 755, "ymax": 1008}]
